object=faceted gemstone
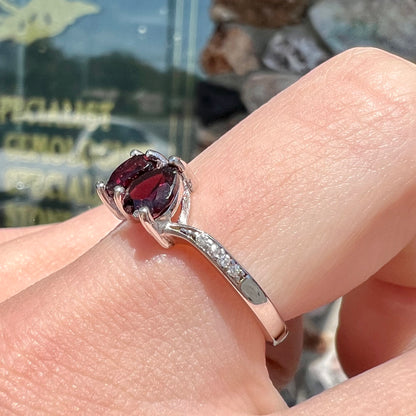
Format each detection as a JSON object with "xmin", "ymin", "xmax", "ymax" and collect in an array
[
  {"xmin": 209, "ymin": 244, "xmax": 223, "ymax": 258},
  {"xmin": 105, "ymin": 154, "xmax": 155, "ymax": 199},
  {"xmin": 105, "ymin": 154, "xmax": 179, "ymax": 219},
  {"xmin": 195, "ymin": 233, "xmax": 211, "ymax": 248},
  {"xmin": 123, "ymin": 166, "xmax": 178, "ymax": 218},
  {"xmin": 218, "ymin": 253, "xmax": 231, "ymax": 268},
  {"xmin": 227, "ymin": 261, "xmax": 243, "ymax": 282}
]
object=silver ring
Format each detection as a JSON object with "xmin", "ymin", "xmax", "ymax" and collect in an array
[{"xmin": 97, "ymin": 149, "xmax": 288, "ymax": 346}]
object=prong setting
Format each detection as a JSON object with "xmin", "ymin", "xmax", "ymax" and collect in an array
[
  {"xmin": 97, "ymin": 150, "xmax": 192, "ymax": 230},
  {"xmin": 130, "ymin": 149, "xmax": 143, "ymax": 157},
  {"xmin": 95, "ymin": 180, "xmax": 106, "ymax": 196},
  {"xmin": 113, "ymin": 186, "xmax": 130, "ymax": 220},
  {"xmin": 97, "ymin": 150, "xmax": 188, "ymax": 227},
  {"xmin": 145, "ymin": 149, "xmax": 168, "ymax": 167},
  {"xmin": 135, "ymin": 206, "xmax": 172, "ymax": 248},
  {"xmin": 168, "ymin": 156, "xmax": 196, "ymax": 193},
  {"xmin": 95, "ymin": 181, "xmax": 125, "ymax": 220},
  {"xmin": 181, "ymin": 164, "xmax": 196, "ymax": 193},
  {"xmin": 168, "ymin": 156, "xmax": 185, "ymax": 173}
]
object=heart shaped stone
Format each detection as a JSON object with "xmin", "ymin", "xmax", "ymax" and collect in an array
[{"xmin": 105, "ymin": 154, "xmax": 178, "ymax": 218}]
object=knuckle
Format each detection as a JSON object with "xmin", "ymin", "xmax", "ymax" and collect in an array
[
  {"xmin": 298, "ymin": 47, "xmax": 416, "ymax": 160},
  {"xmin": 329, "ymin": 47, "xmax": 416, "ymax": 115}
]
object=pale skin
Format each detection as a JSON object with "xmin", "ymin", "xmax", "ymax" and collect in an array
[{"xmin": 0, "ymin": 48, "xmax": 415, "ymax": 415}]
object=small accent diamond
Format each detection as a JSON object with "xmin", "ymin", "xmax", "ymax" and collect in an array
[
  {"xmin": 227, "ymin": 261, "xmax": 244, "ymax": 283},
  {"xmin": 215, "ymin": 247, "xmax": 226, "ymax": 259},
  {"xmin": 194, "ymin": 232, "xmax": 204, "ymax": 244},
  {"xmin": 208, "ymin": 243, "xmax": 222, "ymax": 257},
  {"xmin": 195, "ymin": 232, "xmax": 212, "ymax": 249},
  {"xmin": 217, "ymin": 253, "xmax": 231, "ymax": 268}
]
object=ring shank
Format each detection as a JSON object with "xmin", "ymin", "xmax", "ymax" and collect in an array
[{"xmin": 165, "ymin": 223, "xmax": 288, "ymax": 346}]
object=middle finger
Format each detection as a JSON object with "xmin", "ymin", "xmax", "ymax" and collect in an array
[{"xmin": 0, "ymin": 206, "xmax": 119, "ymax": 302}]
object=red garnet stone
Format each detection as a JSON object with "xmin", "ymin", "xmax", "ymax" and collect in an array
[{"xmin": 105, "ymin": 154, "xmax": 179, "ymax": 218}]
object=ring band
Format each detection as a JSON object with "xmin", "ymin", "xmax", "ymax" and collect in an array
[{"xmin": 96, "ymin": 149, "xmax": 288, "ymax": 346}]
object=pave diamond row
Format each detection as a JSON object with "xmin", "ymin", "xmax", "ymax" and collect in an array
[
  {"xmin": 179, "ymin": 227, "xmax": 247, "ymax": 285},
  {"xmin": 164, "ymin": 223, "xmax": 285, "ymax": 343},
  {"xmin": 164, "ymin": 224, "xmax": 268, "ymax": 306}
]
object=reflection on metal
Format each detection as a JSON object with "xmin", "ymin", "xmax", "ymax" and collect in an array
[{"xmin": 0, "ymin": 0, "xmax": 99, "ymax": 45}]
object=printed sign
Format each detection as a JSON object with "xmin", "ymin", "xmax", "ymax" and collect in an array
[{"xmin": 0, "ymin": 0, "xmax": 205, "ymax": 226}]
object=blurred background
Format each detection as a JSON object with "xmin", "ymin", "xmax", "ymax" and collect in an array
[{"xmin": 0, "ymin": 0, "xmax": 414, "ymax": 405}]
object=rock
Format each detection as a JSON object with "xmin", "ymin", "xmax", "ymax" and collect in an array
[
  {"xmin": 195, "ymin": 81, "xmax": 246, "ymax": 125},
  {"xmin": 211, "ymin": 0, "xmax": 310, "ymax": 28},
  {"xmin": 200, "ymin": 25, "xmax": 259, "ymax": 75},
  {"xmin": 262, "ymin": 24, "xmax": 331, "ymax": 74},
  {"xmin": 309, "ymin": 0, "xmax": 416, "ymax": 61},
  {"xmin": 196, "ymin": 124, "xmax": 218, "ymax": 148},
  {"xmin": 207, "ymin": 73, "xmax": 246, "ymax": 91},
  {"xmin": 239, "ymin": 25, "xmax": 279, "ymax": 58},
  {"xmin": 241, "ymin": 72, "xmax": 299, "ymax": 112}
]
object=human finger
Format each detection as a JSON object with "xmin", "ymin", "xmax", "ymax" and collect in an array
[
  {"xmin": 0, "ymin": 222, "xmax": 288, "ymax": 414},
  {"xmin": 282, "ymin": 348, "xmax": 416, "ymax": 416},
  {"xmin": 191, "ymin": 47, "xmax": 416, "ymax": 319},
  {"xmin": 374, "ymin": 236, "xmax": 416, "ymax": 288},
  {"xmin": 337, "ymin": 230, "xmax": 416, "ymax": 376},
  {"xmin": 0, "ymin": 223, "xmax": 50, "ymax": 245},
  {"xmin": 337, "ymin": 274, "xmax": 416, "ymax": 377},
  {"xmin": 1, "ymin": 48, "xmax": 416, "ymax": 414},
  {"xmin": 266, "ymin": 317, "xmax": 303, "ymax": 388},
  {"xmin": 0, "ymin": 205, "xmax": 119, "ymax": 302}
]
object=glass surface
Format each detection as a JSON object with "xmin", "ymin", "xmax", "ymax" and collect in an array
[{"xmin": 0, "ymin": 0, "xmax": 212, "ymax": 226}]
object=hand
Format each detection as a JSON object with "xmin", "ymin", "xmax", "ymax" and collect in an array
[{"xmin": 0, "ymin": 48, "xmax": 415, "ymax": 415}]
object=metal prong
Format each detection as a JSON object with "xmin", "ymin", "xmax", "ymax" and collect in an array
[
  {"xmin": 130, "ymin": 149, "xmax": 143, "ymax": 157},
  {"xmin": 178, "ymin": 188, "xmax": 191, "ymax": 225},
  {"xmin": 113, "ymin": 186, "xmax": 130, "ymax": 221},
  {"xmin": 168, "ymin": 155, "xmax": 186, "ymax": 173},
  {"xmin": 168, "ymin": 156, "xmax": 197, "ymax": 192},
  {"xmin": 181, "ymin": 161, "xmax": 197, "ymax": 193},
  {"xmin": 134, "ymin": 206, "xmax": 173, "ymax": 248},
  {"xmin": 145, "ymin": 149, "xmax": 168, "ymax": 166},
  {"xmin": 96, "ymin": 181, "xmax": 125, "ymax": 220},
  {"xmin": 96, "ymin": 181, "xmax": 107, "ymax": 203}
]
